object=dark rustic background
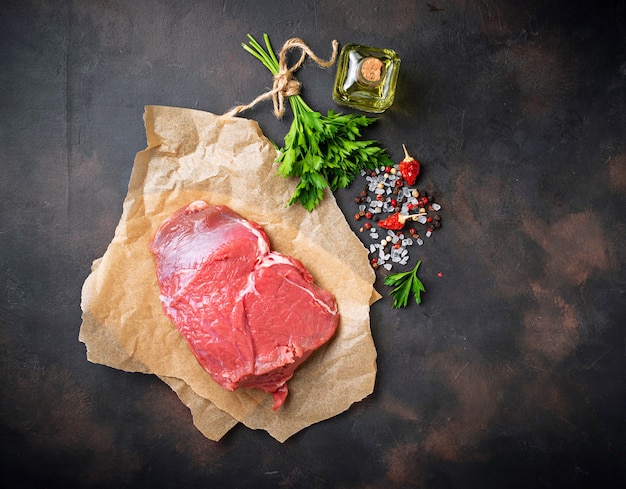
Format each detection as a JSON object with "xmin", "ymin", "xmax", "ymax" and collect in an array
[{"xmin": 1, "ymin": 1, "xmax": 625, "ymax": 488}]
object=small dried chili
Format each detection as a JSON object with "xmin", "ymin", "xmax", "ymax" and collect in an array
[
  {"xmin": 378, "ymin": 212, "xmax": 405, "ymax": 230},
  {"xmin": 399, "ymin": 144, "xmax": 420, "ymax": 186}
]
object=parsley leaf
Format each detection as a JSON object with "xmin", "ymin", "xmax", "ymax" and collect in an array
[
  {"xmin": 384, "ymin": 260, "xmax": 426, "ymax": 308},
  {"xmin": 242, "ymin": 34, "xmax": 393, "ymax": 211}
]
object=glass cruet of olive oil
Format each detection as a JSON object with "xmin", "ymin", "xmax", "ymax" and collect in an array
[{"xmin": 332, "ymin": 43, "xmax": 401, "ymax": 113}]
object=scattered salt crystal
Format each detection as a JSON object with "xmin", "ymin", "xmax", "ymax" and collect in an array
[
  {"xmin": 417, "ymin": 238, "xmax": 424, "ymax": 246},
  {"xmin": 417, "ymin": 215, "xmax": 427, "ymax": 224},
  {"xmin": 431, "ymin": 203, "xmax": 441, "ymax": 211},
  {"xmin": 383, "ymin": 263, "xmax": 393, "ymax": 271},
  {"xmin": 426, "ymin": 230, "xmax": 432, "ymax": 237}
]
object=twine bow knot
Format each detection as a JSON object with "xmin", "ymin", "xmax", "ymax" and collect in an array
[{"xmin": 226, "ymin": 38, "xmax": 339, "ymax": 119}]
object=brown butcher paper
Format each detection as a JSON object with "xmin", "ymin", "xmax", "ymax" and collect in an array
[{"xmin": 79, "ymin": 105, "xmax": 379, "ymax": 442}]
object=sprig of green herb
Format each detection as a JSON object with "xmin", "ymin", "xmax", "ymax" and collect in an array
[
  {"xmin": 384, "ymin": 260, "xmax": 426, "ymax": 308},
  {"xmin": 242, "ymin": 33, "xmax": 394, "ymax": 211}
]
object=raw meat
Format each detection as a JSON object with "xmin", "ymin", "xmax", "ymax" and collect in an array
[{"xmin": 149, "ymin": 200, "xmax": 339, "ymax": 410}]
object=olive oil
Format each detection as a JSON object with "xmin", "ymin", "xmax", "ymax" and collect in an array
[{"xmin": 332, "ymin": 44, "xmax": 400, "ymax": 113}]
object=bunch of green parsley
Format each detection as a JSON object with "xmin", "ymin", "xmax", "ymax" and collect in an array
[{"xmin": 242, "ymin": 34, "xmax": 394, "ymax": 211}]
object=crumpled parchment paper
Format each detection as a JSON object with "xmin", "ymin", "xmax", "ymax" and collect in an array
[{"xmin": 79, "ymin": 105, "xmax": 379, "ymax": 442}]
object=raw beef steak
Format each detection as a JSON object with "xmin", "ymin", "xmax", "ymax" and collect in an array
[{"xmin": 149, "ymin": 201, "xmax": 339, "ymax": 410}]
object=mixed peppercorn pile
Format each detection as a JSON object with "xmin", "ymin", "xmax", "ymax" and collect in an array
[{"xmin": 352, "ymin": 147, "xmax": 442, "ymax": 271}]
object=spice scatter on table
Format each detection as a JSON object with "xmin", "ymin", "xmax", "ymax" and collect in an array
[{"xmin": 352, "ymin": 147, "xmax": 442, "ymax": 272}]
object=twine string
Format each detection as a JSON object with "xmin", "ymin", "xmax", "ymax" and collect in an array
[{"xmin": 225, "ymin": 38, "xmax": 339, "ymax": 118}]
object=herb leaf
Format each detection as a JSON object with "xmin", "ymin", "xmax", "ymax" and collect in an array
[
  {"xmin": 242, "ymin": 34, "xmax": 394, "ymax": 211},
  {"xmin": 384, "ymin": 260, "xmax": 425, "ymax": 308}
]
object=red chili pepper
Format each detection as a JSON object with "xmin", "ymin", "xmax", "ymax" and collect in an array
[
  {"xmin": 378, "ymin": 212, "xmax": 405, "ymax": 230},
  {"xmin": 399, "ymin": 144, "xmax": 420, "ymax": 186}
]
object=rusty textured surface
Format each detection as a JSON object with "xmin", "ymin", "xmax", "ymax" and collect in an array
[{"xmin": 1, "ymin": 0, "xmax": 625, "ymax": 488}]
